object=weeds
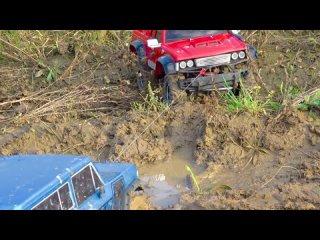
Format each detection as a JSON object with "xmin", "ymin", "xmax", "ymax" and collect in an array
[
  {"xmin": 224, "ymin": 80, "xmax": 281, "ymax": 114},
  {"xmin": 46, "ymin": 66, "xmax": 61, "ymax": 82},
  {"xmin": 185, "ymin": 165, "xmax": 201, "ymax": 192},
  {"xmin": 131, "ymin": 82, "xmax": 169, "ymax": 114},
  {"xmin": 296, "ymin": 90, "xmax": 320, "ymax": 111}
]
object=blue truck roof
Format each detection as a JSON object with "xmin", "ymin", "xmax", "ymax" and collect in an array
[{"xmin": 0, "ymin": 155, "xmax": 92, "ymax": 209}]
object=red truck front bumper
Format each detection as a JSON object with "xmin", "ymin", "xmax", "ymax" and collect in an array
[{"xmin": 178, "ymin": 69, "xmax": 248, "ymax": 92}]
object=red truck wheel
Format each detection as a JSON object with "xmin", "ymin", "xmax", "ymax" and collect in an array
[
  {"xmin": 137, "ymin": 69, "xmax": 157, "ymax": 93},
  {"xmin": 163, "ymin": 74, "xmax": 186, "ymax": 104}
]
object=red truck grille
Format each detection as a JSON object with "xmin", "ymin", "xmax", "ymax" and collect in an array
[{"xmin": 195, "ymin": 54, "xmax": 231, "ymax": 67}]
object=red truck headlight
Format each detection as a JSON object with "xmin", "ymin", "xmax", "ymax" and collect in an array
[
  {"xmin": 179, "ymin": 61, "xmax": 187, "ymax": 69},
  {"xmin": 187, "ymin": 60, "xmax": 194, "ymax": 68},
  {"xmin": 239, "ymin": 51, "xmax": 246, "ymax": 59},
  {"xmin": 231, "ymin": 52, "xmax": 239, "ymax": 60}
]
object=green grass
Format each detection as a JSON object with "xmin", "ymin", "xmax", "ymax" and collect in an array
[
  {"xmin": 224, "ymin": 80, "xmax": 281, "ymax": 114},
  {"xmin": 297, "ymin": 90, "xmax": 320, "ymax": 111},
  {"xmin": 185, "ymin": 165, "xmax": 201, "ymax": 192},
  {"xmin": 46, "ymin": 66, "xmax": 61, "ymax": 82},
  {"xmin": 131, "ymin": 82, "xmax": 169, "ymax": 114}
]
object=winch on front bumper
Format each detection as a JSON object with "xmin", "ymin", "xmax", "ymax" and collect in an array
[{"xmin": 178, "ymin": 69, "xmax": 249, "ymax": 92}]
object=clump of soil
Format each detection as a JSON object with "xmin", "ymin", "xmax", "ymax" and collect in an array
[
  {"xmin": 195, "ymin": 106, "xmax": 306, "ymax": 169},
  {"xmin": 105, "ymin": 112, "xmax": 172, "ymax": 166},
  {"xmin": 179, "ymin": 107, "xmax": 320, "ymax": 210},
  {"xmin": 0, "ymin": 118, "xmax": 114, "ymax": 159},
  {"xmin": 130, "ymin": 193, "xmax": 154, "ymax": 210},
  {"xmin": 180, "ymin": 181, "xmax": 320, "ymax": 210}
]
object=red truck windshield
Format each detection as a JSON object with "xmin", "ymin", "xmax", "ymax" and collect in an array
[{"xmin": 165, "ymin": 30, "xmax": 227, "ymax": 43}]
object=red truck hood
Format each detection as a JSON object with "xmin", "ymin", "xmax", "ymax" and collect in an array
[{"xmin": 163, "ymin": 32, "xmax": 247, "ymax": 61}]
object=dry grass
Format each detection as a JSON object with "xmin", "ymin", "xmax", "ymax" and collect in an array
[
  {"xmin": 0, "ymin": 30, "xmax": 137, "ymax": 126},
  {"xmin": 0, "ymin": 83, "xmax": 139, "ymax": 124}
]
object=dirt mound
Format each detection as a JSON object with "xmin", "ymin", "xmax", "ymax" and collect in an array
[
  {"xmin": 195, "ymin": 106, "xmax": 306, "ymax": 169},
  {"xmin": 105, "ymin": 112, "xmax": 172, "ymax": 165},
  {"xmin": 0, "ymin": 118, "xmax": 115, "ymax": 159},
  {"xmin": 178, "ymin": 107, "xmax": 320, "ymax": 210}
]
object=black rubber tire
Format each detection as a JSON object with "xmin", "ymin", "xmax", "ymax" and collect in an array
[
  {"xmin": 163, "ymin": 74, "xmax": 186, "ymax": 104},
  {"xmin": 137, "ymin": 74, "xmax": 147, "ymax": 92},
  {"xmin": 137, "ymin": 69, "xmax": 157, "ymax": 93},
  {"xmin": 136, "ymin": 46, "xmax": 154, "ymax": 93},
  {"xmin": 232, "ymin": 82, "xmax": 241, "ymax": 96}
]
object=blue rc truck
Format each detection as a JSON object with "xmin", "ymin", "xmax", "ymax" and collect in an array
[{"xmin": 0, "ymin": 155, "xmax": 139, "ymax": 210}]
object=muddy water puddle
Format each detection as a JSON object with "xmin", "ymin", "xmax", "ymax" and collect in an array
[{"xmin": 138, "ymin": 145, "xmax": 205, "ymax": 209}]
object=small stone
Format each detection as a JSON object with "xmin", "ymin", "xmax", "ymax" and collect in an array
[
  {"xmin": 310, "ymin": 135, "xmax": 318, "ymax": 146},
  {"xmin": 103, "ymin": 75, "xmax": 111, "ymax": 84},
  {"xmin": 278, "ymin": 158, "xmax": 285, "ymax": 165}
]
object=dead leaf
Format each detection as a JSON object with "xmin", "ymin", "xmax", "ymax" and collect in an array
[{"xmin": 35, "ymin": 69, "xmax": 45, "ymax": 78}]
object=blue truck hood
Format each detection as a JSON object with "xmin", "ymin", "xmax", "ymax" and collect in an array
[{"xmin": 0, "ymin": 155, "xmax": 91, "ymax": 210}]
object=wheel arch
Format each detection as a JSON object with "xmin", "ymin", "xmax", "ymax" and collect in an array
[
  {"xmin": 156, "ymin": 55, "xmax": 176, "ymax": 78},
  {"xmin": 129, "ymin": 39, "xmax": 144, "ymax": 55}
]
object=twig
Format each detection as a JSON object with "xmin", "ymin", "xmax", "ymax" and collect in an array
[
  {"xmin": 260, "ymin": 165, "xmax": 298, "ymax": 188},
  {"xmin": 242, "ymin": 154, "xmax": 254, "ymax": 170},
  {"xmin": 296, "ymin": 147, "xmax": 319, "ymax": 159},
  {"xmin": 0, "ymin": 36, "xmax": 47, "ymax": 68},
  {"xmin": 245, "ymin": 30, "xmax": 258, "ymax": 41},
  {"xmin": 55, "ymin": 51, "xmax": 83, "ymax": 82},
  {"xmin": 0, "ymin": 51, "xmax": 22, "ymax": 62},
  {"xmin": 62, "ymin": 143, "xmax": 86, "ymax": 153},
  {"xmin": 291, "ymin": 87, "xmax": 320, "ymax": 106},
  {"xmin": 40, "ymin": 120, "xmax": 62, "ymax": 142}
]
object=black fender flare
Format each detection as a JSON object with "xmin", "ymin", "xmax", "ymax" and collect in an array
[
  {"xmin": 156, "ymin": 55, "xmax": 176, "ymax": 77},
  {"xmin": 130, "ymin": 40, "xmax": 147, "ymax": 65}
]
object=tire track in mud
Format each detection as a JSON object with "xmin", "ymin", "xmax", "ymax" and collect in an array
[{"xmin": 106, "ymin": 100, "xmax": 210, "ymax": 209}]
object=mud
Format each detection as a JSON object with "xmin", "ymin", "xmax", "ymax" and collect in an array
[{"xmin": 1, "ymin": 31, "xmax": 320, "ymax": 210}]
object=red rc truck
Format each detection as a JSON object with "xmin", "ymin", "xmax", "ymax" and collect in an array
[{"xmin": 129, "ymin": 30, "xmax": 257, "ymax": 104}]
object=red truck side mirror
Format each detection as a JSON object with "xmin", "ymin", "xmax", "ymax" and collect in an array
[{"xmin": 147, "ymin": 39, "xmax": 161, "ymax": 49}]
